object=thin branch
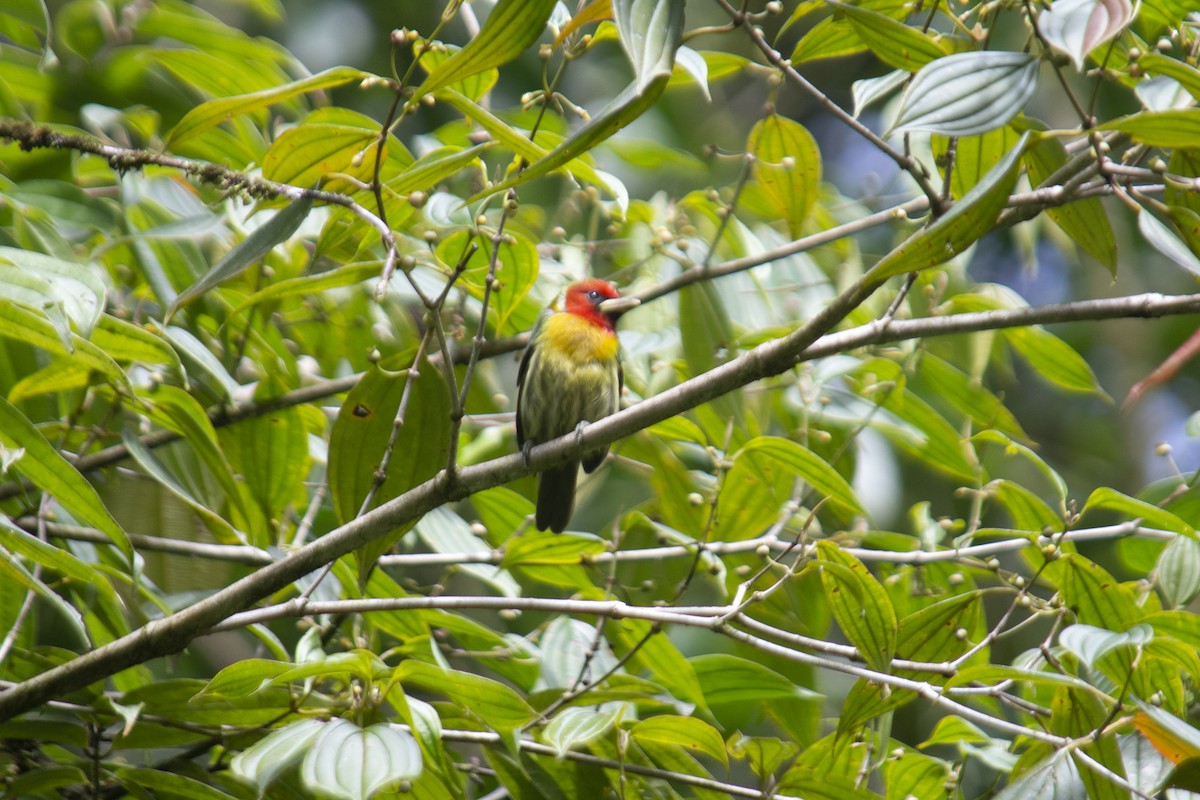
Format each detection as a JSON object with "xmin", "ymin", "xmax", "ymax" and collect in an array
[
  {"xmin": 16, "ymin": 518, "xmax": 275, "ymax": 565},
  {"xmin": 0, "ymin": 119, "xmax": 397, "ymax": 251},
  {"xmin": 24, "ymin": 515, "xmax": 1174, "ymax": 573}
]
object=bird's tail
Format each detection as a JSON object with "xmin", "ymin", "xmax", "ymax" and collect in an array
[{"xmin": 536, "ymin": 463, "xmax": 578, "ymax": 533}]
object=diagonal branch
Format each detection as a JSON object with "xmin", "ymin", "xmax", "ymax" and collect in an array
[{"xmin": 4, "ymin": 285, "xmax": 1200, "ymax": 718}]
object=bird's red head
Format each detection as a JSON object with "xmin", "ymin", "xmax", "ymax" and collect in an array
[{"xmin": 563, "ymin": 279, "xmax": 623, "ymax": 331}]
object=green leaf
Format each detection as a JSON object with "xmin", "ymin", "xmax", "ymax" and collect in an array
[
  {"xmin": 1048, "ymin": 687, "xmax": 1128, "ymax": 800},
  {"xmin": 791, "ymin": 0, "xmax": 910, "ymax": 63},
  {"xmin": 748, "ymin": 114, "xmax": 821, "ymax": 238},
  {"xmin": 469, "ymin": 486, "xmax": 535, "ymax": 543},
  {"xmin": 1059, "ymin": 623, "xmax": 1152, "ymax": 670},
  {"xmin": 1139, "ymin": 206, "xmax": 1200, "ymax": 276},
  {"xmin": 917, "ymin": 353, "xmax": 1027, "ymax": 440},
  {"xmin": 992, "ymin": 751, "xmax": 1079, "ymax": 799},
  {"xmin": 542, "ymin": 705, "xmax": 624, "ymax": 757},
  {"xmin": 670, "ymin": 45, "xmax": 711, "ymax": 101},
  {"xmin": 218, "ymin": 401, "xmax": 308, "ymax": 534},
  {"xmin": 436, "ymin": 89, "xmax": 618, "ymax": 197},
  {"xmin": 867, "ymin": 132, "xmax": 1029, "ymax": 279},
  {"xmin": 778, "ymin": 769, "xmax": 880, "ymax": 800},
  {"xmin": 848, "ymin": 360, "xmax": 978, "ymax": 483},
  {"xmin": 166, "ymin": 196, "xmax": 314, "ymax": 321},
  {"xmin": 163, "ymin": 326, "xmax": 240, "ymax": 402},
  {"xmin": 691, "ymin": 654, "xmax": 810, "ymax": 706},
  {"xmin": 0, "ymin": 245, "xmax": 106, "ymax": 337},
  {"xmin": 166, "ymin": 66, "xmax": 370, "ymax": 148},
  {"xmin": 271, "ymin": 650, "xmax": 388, "ymax": 687},
  {"xmin": 93, "ymin": 315, "xmax": 186, "ymax": 379},
  {"xmin": 885, "ymin": 750, "xmax": 951, "ymax": 800},
  {"xmin": 1082, "ymin": 486, "xmax": 1195, "ymax": 537},
  {"xmin": 300, "ymin": 719, "xmax": 423, "ymax": 800},
  {"xmin": 1099, "ymin": 109, "xmax": 1200, "ymax": 148},
  {"xmin": 933, "ymin": 125, "xmax": 1022, "ymax": 200},
  {"xmin": 5, "ymin": 767, "xmax": 91, "ymax": 797},
  {"xmin": 1058, "ymin": 553, "xmax": 1140, "ymax": 630},
  {"xmin": 196, "ymin": 658, "xmax": 291, "ymax": 700},
  {"xmin": 537, "ymin": 615, "xmax": 618, "ymax": 690},
  {"xmin": 1139, "ymin": 52, "xmax": 1200, "ymax": 103},
  {"xmin": 231, "ymin": 261, "xmax": 382, "ymax": 319},
  {"xmin": 614, "ymin": 0, "xmax": 684, "ymax": 88},
  {"xmin": 7, "ymin": 359, "xmax": 91, "ymax": 403},
  {"xmin": 114, "ymin": 767, "xmax": 237, "ymax": 799},
  {"xmin": 415, "ymin": 41, "xmax": 497, "ymax": 102},
  {"xmin": 731, "ymin": 436, "xmax": 865, "ymax": 518},
  {"xmin": 603, "ymin": 613, "xmax": 709, "ymax": 713},
  {"xmin": 1158, "ymin": 535, "xmax": 1200, "ymax": 608},
  {"xmin": 1169, "ymin": 205, "xmax": 1200, "ymax": 259},
  {"xmin": 852, "ymin": 69, "xmax": 907, "ymax": 117},
  {"xmin": 388, "ymin": 143, "xmax": 491, "ymax": 195},
  {"xmin": 0, "ymin": 518, "xmax": 88, "ymax": 643},
  {"xmin": 136, "ymin": 384, "xmax": 255, "ymax": 536},
  {"xmin": 467, "ymin": 0, "xmax": 681, "ymax": 204},
  {"xmin": 502, "ymin": 533, "xmax": 606, "ymax": 568},
  {"xmin": 679, "ymin": 279, "xmax": 736, "ymax": 378},
  {"xmin": 262, "ymin": 121, "xmax": 379, "ymax": 191},
  {"xmin": 919, "ymin": 715, "xmax": 992, "ymax": 748},
  {"xmin": 415, "ymin": 508, "xmax": 521, "ymax": 597},
  {"xmin": 120, "ymin": 430, "xmax": 241, "ymax": 544},
  {"xmin": 391, "ymin": 694, "xmax": 442, "ymax": 768},
  {"xmin": 328, "ymin": 357, "xmax": 451, "ymax": 528},
  {"xmin": 891, "ymin": 52, "xmax": 1039, "ymax": 137},
  {"xmin": 989, "ymin": 479, "xmax": 1062, "ymax": 530},
  {"xmin": 0, "ymin": 395, "xmax": 132, "ymax": 560},
  {"xmin": 0, "ymin": 300, "xmax": 127, "ymax": 388},
  {"xmin": 436, "ymin": 229, "xmax": 540, "ymax": 336},
  {"xmin": 0, "ymin": 515, "xmax": 115, "ymax": 600},
  {"xmin": 816, "ymin": 541, "xmax": 898, "ymax": 671},
  {"xmin": 1022, "ymin": 126, "xmax": 1117, "ymax": 273},
  {"xmin": 411, "ymin": 0, "xmax": 557, "ymax": 101},
  {"xmin": 468, "ymin": 74, "xmax": 671, "ymax": 205},
  {"xmin": 231, "ymin": 718, "xmax": 325, "ymax": 795},
  {"xmin": 833, "ymin": 2, "xmax": 949, "ymax": 71},
  {"xmin": 1005, "ymin": 321, "xmax": 1104, "ymax": 396},
  {"xmin": 897, "ymin": 592, "xmax": 984, "ymax": 665},
  {"xmin": 397, "ymin": 660, "xmax": 537, "ymax": 733},
  {"xmin": 973, "ymin": 430, "xmax": 1068, "ymax": 504},
  {"xmin": 632, "ymin": 716, "xmax": 728, "ymax": 767},
  {"xmin": 0, "ymin": 0, "xmax": 49, "ymax": 50}
]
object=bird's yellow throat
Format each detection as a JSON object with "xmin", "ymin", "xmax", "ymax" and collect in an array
[{"xmin": 540, "ymin": 311, "xmax": 620, "ymax": 364}]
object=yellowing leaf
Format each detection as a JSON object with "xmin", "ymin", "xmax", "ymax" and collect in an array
[{"xmin": 748, "ymin": 114, "xmax": 821, "ymax": 238}]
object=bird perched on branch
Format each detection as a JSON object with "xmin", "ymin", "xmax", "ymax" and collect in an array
[{"xmin": 516, "ymin": 279, "xmax": 640, "ymax": 532}]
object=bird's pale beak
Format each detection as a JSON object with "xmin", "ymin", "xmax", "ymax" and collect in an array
[{"xmin": 598, "ymin": 296, "xmax": 641, "ymax": 317}]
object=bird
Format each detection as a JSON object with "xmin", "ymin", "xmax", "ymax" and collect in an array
[{"xmin": 515, "ymin": 279, "xmax": 640, "ymax": 532}]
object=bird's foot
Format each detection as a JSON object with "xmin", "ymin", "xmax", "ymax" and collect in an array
[
  {"xmin": 574, "ymin": 420, "xmax": 589, "ymax": 448},
  {"xmin": 521, "ymin": 440, "xmax": 534, "ymax": 468}
]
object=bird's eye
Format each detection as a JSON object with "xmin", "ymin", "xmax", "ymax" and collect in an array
[{"xmin": 587, "ymin": 290, "xmax": 602, "ymax": 301}]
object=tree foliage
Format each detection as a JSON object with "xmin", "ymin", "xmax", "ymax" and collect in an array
[{"xmin": 3, "ymin": 0, "xmax": 1200, "ymax": 797}]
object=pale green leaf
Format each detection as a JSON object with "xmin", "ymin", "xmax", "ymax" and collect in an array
[
  {"xmin": 166, "ymin": 196, "xmax": 314, "ymax": 321},
  {"xmin": 166, "ymin": 66, "xmax": 370, "ymax": 148},
  {"xmin": 867, "ymin": 132, "xmax": 1029, "ymax": 279},
  {"xmin": 0, "ymin": 395, "xmax": 132, "ymax": 560},
  {"xmin": 891, "ymin": 52, "xmax": 1039, "ymax": 137},
  {"xmin": 412, "ymin": 0, "xmax": 558, "ymax": 100}
]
